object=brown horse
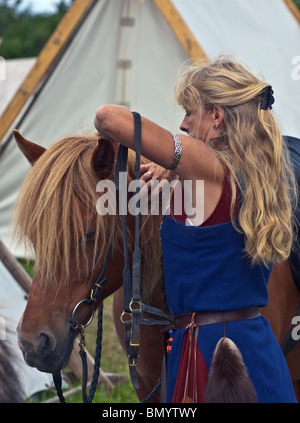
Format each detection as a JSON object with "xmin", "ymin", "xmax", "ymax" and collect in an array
[{"xmin": 13, "ymin": 130, "xmax": 300, "ymax": 402}]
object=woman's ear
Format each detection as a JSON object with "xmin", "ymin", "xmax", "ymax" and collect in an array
[{"xmin": 213, "ymin": 106, "xmax": 224, "ymax": 129}]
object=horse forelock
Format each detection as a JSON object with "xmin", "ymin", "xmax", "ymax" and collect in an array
[
  {"xmin": 14, "ymin": 135, "xmax": 163, "ymax": 300},
  {"xmin": 14, "ymin": 134, "xmax": 116, "ymax": 290}
]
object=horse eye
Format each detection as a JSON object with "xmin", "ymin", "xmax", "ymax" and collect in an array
[{"xmin": 85, "ymin": 231, "xmax": 96, "ymax": 242}]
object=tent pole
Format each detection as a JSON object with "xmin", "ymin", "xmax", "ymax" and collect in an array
[
  {"xmin": 0, "ymin": 239, "xmax": 32, "ymax": 293},
  {"xmin": 152, "ymin": 0, "xmax": 207, "ymax": 61},
  {"xmin": 0, "ymin": 0, "xmax": 97, "ymax": 143},
  {"xmin": 283, "ymin": 0, "xmax": 300, "ymax": 25}
]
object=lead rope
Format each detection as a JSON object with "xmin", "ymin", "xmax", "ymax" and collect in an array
[
  {"xmin": 53, "ymin": 305, "xmax": 104, "ymax": 403},
  {"xmin": 52, "ymin": 141, "xmax": 123, "ymax": 403},
  {"xmin": 78, "ymin": 325, "xmax": 88, "ymax": 403},
  {"xmin": 52, "ymin": 372, "xmax": 66, "ymax": 403},
  {"xmin": 80, "ymin": 306, "xmax": 104, "ymax": 403}
]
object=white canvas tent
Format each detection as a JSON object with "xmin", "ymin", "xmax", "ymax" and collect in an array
[
  {"xmin": 0, "ymin": 0, "xmax": 300, "ymax": 253},
  {"xmin": 0, "ymin": 0, "xmax": 299, "ymax": 401},
  {"xmin": 0, "ymin": 58, "xmax": 36, "ymax": 118},
  {"xmin": 0, "ymin": 261, "xmax": 52, "ymax": 400}
]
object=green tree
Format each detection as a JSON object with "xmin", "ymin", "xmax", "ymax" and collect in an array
[
  {"xmin": 0, "ymin": 0, "xmax": 71, "ymax": 59},
  {"xmin": 0, "ymin": 0, "xmax": 299, "ymax": 60}
]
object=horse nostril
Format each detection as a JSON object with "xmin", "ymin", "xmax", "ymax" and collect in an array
[{"xmin": 36, "ymin": 333, "xmax": 55, "ymax": 357}]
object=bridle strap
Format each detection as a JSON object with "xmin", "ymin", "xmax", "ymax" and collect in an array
[
  {"xmin": 120, "ymin": 112, "xmax": 173, "ymax": 393},
  {"xmin": 120, "ymin": 112, "xmax": 142, "ymax": 389},
  {"xmin": 72, "ymin": 139, "xmax": 128, "ymax": 403},
  {"xmin": 52, "ymin": 138, "xmax": 125, "ymax": 403},
  {"xmin": 54, "ymin": 112, "xmax": 172, "ymax": 402},
  {"xmin": 128, "ymin": 112, "xmax": 142, "ymax": 387}
]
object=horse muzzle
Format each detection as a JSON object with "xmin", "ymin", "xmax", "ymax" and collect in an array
[{"xmin": 17, "ymin": 324, "xmax": 76, "ymax": 373}]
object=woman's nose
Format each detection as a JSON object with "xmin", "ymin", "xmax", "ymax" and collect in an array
[{"xmin": 180, "ymin": 116, "xmax": 188, "ymax": 133}]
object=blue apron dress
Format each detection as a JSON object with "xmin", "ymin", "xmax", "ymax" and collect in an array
[{"xmin": 160, "ymin": 215, "xmax": 296, "ymax": 403}]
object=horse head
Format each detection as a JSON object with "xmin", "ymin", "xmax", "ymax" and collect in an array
[
  {"xmin": 13, "ymin": 130, "xmax": 126, "ymax": 373},
  {"xmin": 13, "ymin": 130, "xmax": 163, "ymax": 381}
]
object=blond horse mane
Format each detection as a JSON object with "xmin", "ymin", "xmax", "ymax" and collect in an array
[{"xmin": 14, "ymin": 134, "xmax": 163, "ymax": 302}]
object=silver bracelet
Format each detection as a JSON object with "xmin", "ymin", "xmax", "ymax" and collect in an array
[{"xmin": 169, "ymin": 134, "xmax": 182, "ymax": 170}]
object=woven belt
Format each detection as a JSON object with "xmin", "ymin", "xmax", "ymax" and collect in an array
[{"xmin": 173, "ymin": 307, "xmax": 260, "ymax": 330}]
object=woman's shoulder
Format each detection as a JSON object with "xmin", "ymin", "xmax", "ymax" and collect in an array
[{"xmin": 174, "ymin": 134, "xmax": 224, "ymax": 183}]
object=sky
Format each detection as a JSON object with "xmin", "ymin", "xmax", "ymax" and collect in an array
[{"xmin": 13, "ymin": 0, "xmax": 72, "ymax": 14}]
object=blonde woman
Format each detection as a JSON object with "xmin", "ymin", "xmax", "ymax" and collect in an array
[{"xmin": 94, "ymin": 57, "xmax": 297, "ymax": 403}]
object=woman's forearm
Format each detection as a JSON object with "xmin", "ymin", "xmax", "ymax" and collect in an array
[
  {"xmin": 94, "ymin": 104, "xmax": 221, "ymax": 182},
  {"xmin": 94, "ymin": 104, "xmax": 175, "ymax": 169},
  {"xmin": 94, "ymin": 105, "xmax": 134, "ymax": 146}
]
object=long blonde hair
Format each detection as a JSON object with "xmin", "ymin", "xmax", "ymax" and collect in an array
[{"xmin": 175, "ymin": 57, "xmax": 297, "ymax": 266}]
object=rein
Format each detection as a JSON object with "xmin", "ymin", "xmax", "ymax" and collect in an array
[
  {"xmin": 53, "ymin": 112, "xmax": 172, "ymax": 403},
  {"xmin": 52, "ymin": 215, "xmax": 115, "ymax": 403},
  {"xmin": 118, "ymin": 113, "xmax": 172, "ymax": 392}
]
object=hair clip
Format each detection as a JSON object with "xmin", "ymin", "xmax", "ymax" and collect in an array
[{"xmin": 260, "ymin": 86, "xmax": 275, "ymax": 110}]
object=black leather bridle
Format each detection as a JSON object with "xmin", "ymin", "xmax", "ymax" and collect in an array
[{"xmin": 54, "ymin": 112, "xmax": 172, "ymax": 403}]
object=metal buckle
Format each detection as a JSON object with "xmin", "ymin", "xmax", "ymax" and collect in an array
[
  {"xmin": 120, "ymin": 311, "xmax": 132, "ymax": 324},
  {"xmin": 71, "ymin": 298, "xmax": 95, "ymax": 330},
  {"xmin": 90, "ymin": 281, "xmax": 105, "ymax": 303},
  {"xmin": 129, "ymin": 300, "xmax": 141, "ymax": 312},
  {"xmin": 129, "ymin": 356, "xmax": 139, "ymax": 367}
]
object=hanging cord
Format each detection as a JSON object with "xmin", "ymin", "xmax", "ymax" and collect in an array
[
  {"xmin": 53, "ymin": 302, "xmax": 104, "ymax": 403},
  {"xmin": 80, "ymin": 306, "xmax": 104, "ymax": 403},
  {"xmin": 140, "ymin": 377, "xmax": 162, "ymax": 403},
  {"xmin": 88, "ymin": 306, "xmax": 104, "ymax": 402},
  {"xmin": 52, "ymin": 372, "xmax": 66, "ymax": 403},
  {"xmin": 78, "ymin": 324, "xmax": 88, "ymax": 403},
  {"xmin": 53, "ymin": 138, "xmax": 127, "ymax": 404}
]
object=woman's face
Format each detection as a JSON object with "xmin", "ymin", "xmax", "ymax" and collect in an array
[{"xmin": 180, "ymin": 109, "xmax": 216, "ymax": 142}]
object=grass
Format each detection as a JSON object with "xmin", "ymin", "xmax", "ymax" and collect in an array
[{"xmin": 19, "ymin": 260, "xmax": 139, "ymax": 403}]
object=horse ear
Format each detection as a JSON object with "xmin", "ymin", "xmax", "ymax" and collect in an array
[
  {"xmin": 13, "ymin": 129, "xmax": 46, "ymax": 165},
  {"xmin": 91, "ymin": 137, "xmax": 115, "ymax": 179}
]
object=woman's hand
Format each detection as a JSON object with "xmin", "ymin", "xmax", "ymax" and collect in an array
[
  {"xmin": 140, "ymin": 163, "xmax": 177, "ymax": 184},
  {"xmin": 139, "ymin": 163, "xmax": 177, "ymax": 211}
]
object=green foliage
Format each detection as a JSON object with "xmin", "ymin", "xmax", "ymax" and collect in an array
[
  {"xmin": 0, "ymin": 0, "xmax": 71, "ymax": 59},
  {"xmin": 18, "ymin": 257, "xmax": 35, "ymax": 278},
  {"xmin": 0, "ymin": 0, "xmax": 299, "ymax": 60}
]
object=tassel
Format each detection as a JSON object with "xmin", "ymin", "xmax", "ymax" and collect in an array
[
  {"xmin": 205, "ymin": 337, "xmax": 257, "ymax": 403},
  {"xmin": 181, "ymin": 314, "xmax": 199, "ymax": 403}
]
